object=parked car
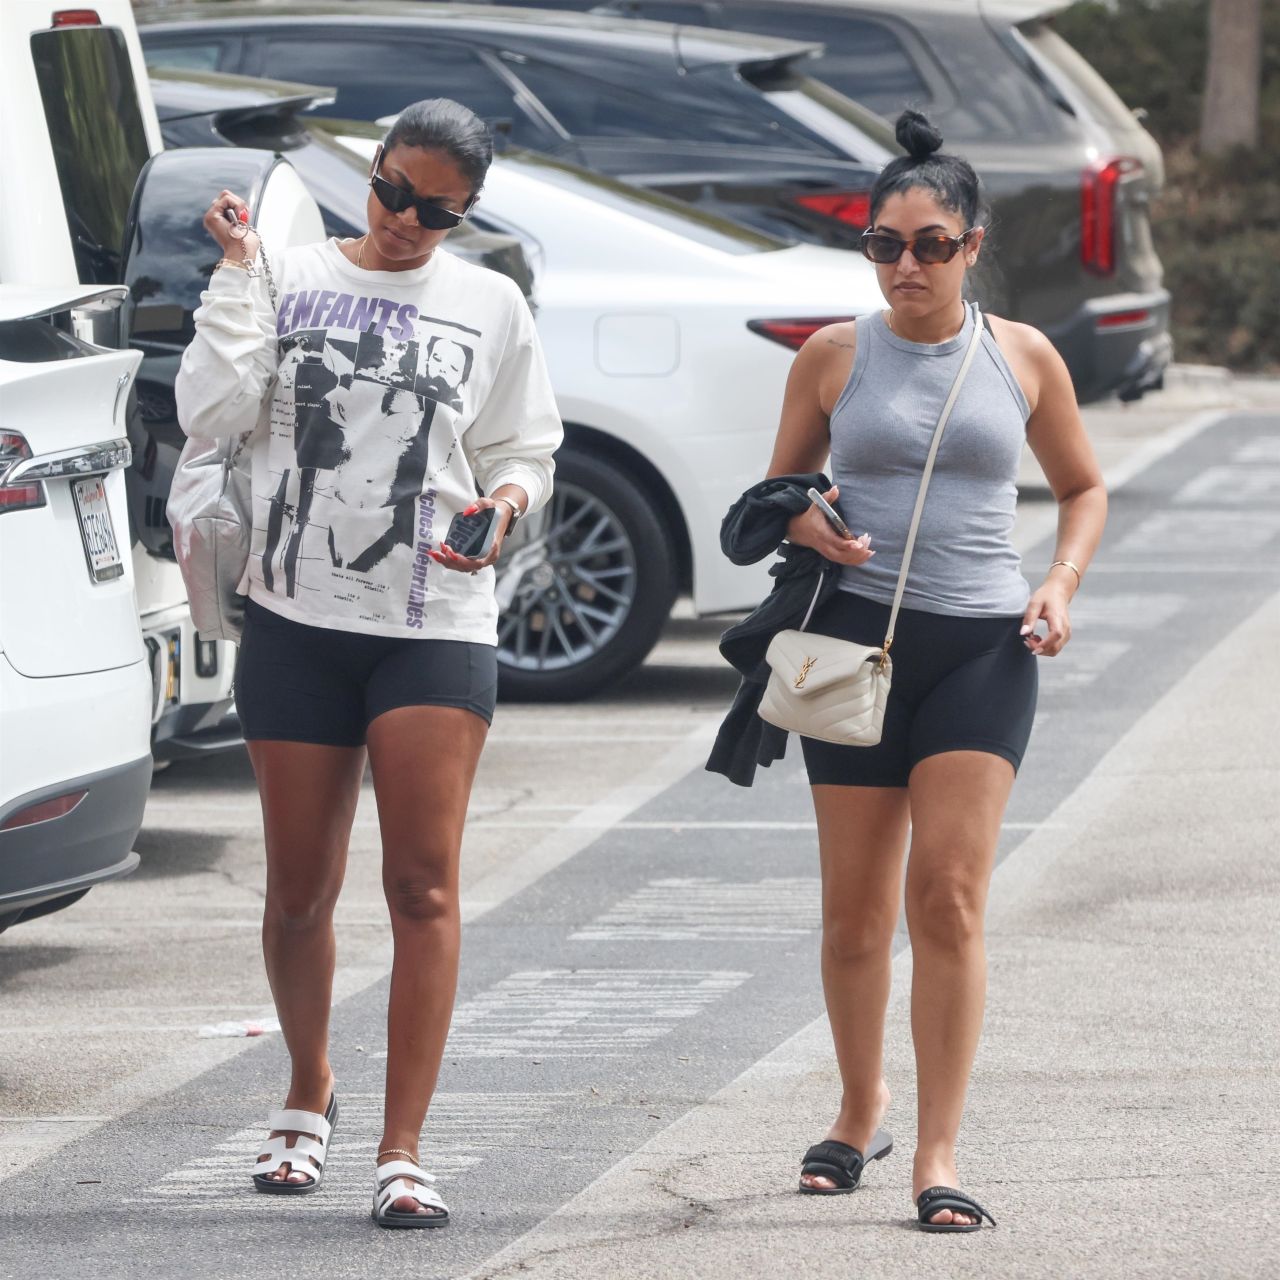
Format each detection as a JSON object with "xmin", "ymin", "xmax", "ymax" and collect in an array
[
  {"xmin": 136, "ymin": 5, "xmax": 901, "ymax": 255},
  {"xmin": 0, "ymin": 285, "xmax": 150, "ymax": 934},
  {"xmin": 476, "ymin": 0, "xmax": 1173, "ymax": 403},
  {"xmin": 329, "ymin": 125, "xmax": 886, "ymax": 697}
]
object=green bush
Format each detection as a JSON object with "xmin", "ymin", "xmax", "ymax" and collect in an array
[{"xmin": 1053, "ymin": 0, "xmax": 1280, "ymax": 371}]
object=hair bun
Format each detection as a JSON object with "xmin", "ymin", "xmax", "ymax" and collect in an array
[{"xmin": 895, "ymin": 109, "xmax": 944, "ymax": 161}]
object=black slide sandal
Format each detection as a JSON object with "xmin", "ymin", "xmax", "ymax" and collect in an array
[
  {"xmin": 798, "ymin": 1128, "xmax": 893, "ymax": 1194},
  {"xmin": 916, "ymin": 1185, "xmax": 997, "ymax": 1232}
]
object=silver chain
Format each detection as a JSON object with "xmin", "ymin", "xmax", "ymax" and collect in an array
[
  {"xmin": 219, "ymin": 221, "xmax": 277, "ymax": 461},
  {"xmin": 255, "ymin": 233, "xmax": 279, "ymax": 312}
]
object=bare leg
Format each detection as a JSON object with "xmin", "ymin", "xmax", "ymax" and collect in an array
[
  {"xmin": 247, "ymin": 739, "xmax": 366, "ymax": 1183},
  {"xmin": 905, "ymin": 750, "xmax": 1014, "ymax": 1225},
  {"xmin": 365, "ymin": 704, "xmax": 488, "ymax": 1215},
  {"xmin": 800, "ymin": 784, "xmax": 911, "ymax": 1190}
]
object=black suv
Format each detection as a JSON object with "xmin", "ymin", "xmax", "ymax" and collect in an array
[
  {"xmin": 492, "ymin": 0, "xmax": 1174, "ymax": 402},
  {"xmin": 139, "ymin": 1, "xmax": 1170, "ymax": 404}
]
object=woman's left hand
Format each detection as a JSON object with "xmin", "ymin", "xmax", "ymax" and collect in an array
[
  {"xmin": 427, "ymin": 498, "xmax": 514, "ymax": 575},
  {"xmin": 1020, "ymin": 582, "xmax": 1072, "ymax": 656}
]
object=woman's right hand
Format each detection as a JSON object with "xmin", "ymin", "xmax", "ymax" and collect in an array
[
  {"xmin": 785, "ymin": 484, "xmax": 875, "ymax": 566},
  {"xmin": 202, "ymin": 190, "xmax": 261, "ymax": 263}
]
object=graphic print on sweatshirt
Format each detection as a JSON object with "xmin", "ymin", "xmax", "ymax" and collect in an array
[{"xmin": 259, "ymin": 286, "xmax": 480, "ymax": 623}]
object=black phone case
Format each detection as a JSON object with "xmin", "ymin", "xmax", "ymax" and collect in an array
[{"xmin": 444, "ymin": 507, "xmax": 500, "ymax": 559}]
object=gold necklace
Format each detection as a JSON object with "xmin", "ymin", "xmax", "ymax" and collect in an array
[
  {"xmin": 887, "ymin": 306, "xmax": 967, "ymax": 342},
  {"xmin": 355, "ymin": 234, "xmax": 434, "ymax": 271}
]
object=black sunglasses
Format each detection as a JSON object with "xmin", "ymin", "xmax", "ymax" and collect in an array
[
  {"xmin": 860, "ymin": 228, "xmax": 977, "ymax": 265},
  {"xmin": 369, "ymin": 153, "xmax": 473, "ymax": 231}
]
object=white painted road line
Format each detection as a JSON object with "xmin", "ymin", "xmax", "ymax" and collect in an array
[
  {"xmin": 571, "ymin": 877, "xmax": 820, "ymax": 941},
  {"xmin": 378, "ymin": 969, "xmax": 752, "ymax": 1061},
  {"xmin": 459, "ymin": 721, "xmax": 718, "ymax": 922},
  {"xmin": 133, "ymin": 1092, "xmax": 573, "ymax": 1212}
]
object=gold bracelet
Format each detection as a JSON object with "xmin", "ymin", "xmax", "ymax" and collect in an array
[
  {"xmin": 1049, "ymin": 559, "xmax": 1082, "ymax": 587},
  {"xmin": 215, "ymin": 257, "xmax": 252, "ymax": 272}
]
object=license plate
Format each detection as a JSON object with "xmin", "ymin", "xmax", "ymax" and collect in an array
[{"xmin": 71, "ymin": 476, "xmax": 124, "ymax": 583}]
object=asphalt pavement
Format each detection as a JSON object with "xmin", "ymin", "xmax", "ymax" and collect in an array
[{"xmin": 1, "ymin": 379, "xmax": 1277, "ymax": 1279}]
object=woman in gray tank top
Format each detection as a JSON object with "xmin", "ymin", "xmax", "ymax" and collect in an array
[{"xmin": 766, "ymin": 110, "xmax": 1108, "ymax": 1230}]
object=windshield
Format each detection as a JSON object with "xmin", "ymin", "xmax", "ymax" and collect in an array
[
  {"xmin": 31, "ymin": 25, "xmax": 151, "ymax": 285},
  {"xmin": 500, "ymin": 150, "xmax": 786, "ymax": 254},
  {"xmin": 507, "ymin": 50, "xmax": 843, "ymax": 156}
]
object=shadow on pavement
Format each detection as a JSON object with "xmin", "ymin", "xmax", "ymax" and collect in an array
[{"xmin": 129, "ymin": 828, "xmax": 236, "ymax": 881}]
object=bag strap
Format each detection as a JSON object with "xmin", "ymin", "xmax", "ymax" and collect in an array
[{"xmin": 881, "ymin": 305, "xmax": 985, "ymax": 655}]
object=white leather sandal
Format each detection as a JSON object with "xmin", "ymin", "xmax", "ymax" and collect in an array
[
  {"xmin": 372, "ymin": 1155, "xmax": 450, "ymax": 1228},
  {"xmin": 251, "ymin": 1093, "xmax": 338, "ymax": 1195}
]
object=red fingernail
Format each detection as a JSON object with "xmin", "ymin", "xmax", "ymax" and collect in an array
[
  {"xmin": 238, "ymin": 208, "xmax": 249, "ymax": 223},
  {"xmin": 462, "ymin": 504, "xmax": 478, "ymax": 516}
]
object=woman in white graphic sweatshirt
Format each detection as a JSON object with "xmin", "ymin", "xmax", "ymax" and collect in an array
[{"xmin": 175, "ymin": 99, "xmax": 562, "ymax": 1228}]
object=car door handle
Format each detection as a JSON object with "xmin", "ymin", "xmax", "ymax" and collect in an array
[{"xmin": 113, "ymin": 372, "xmax": 132, "ymax": 426}]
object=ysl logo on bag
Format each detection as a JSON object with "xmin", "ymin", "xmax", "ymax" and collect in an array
[{"xmin": 794, "ymin": 656, "xmax": 817, "ymax": 689}]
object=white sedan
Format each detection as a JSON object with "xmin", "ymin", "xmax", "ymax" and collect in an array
[
  {"xmin": 0, "ymin": 286, "xmax": 152, "ymax": 933},
  {"xmin": 336, "ymin": 132, "xmax": 883, "ymax": 698}
]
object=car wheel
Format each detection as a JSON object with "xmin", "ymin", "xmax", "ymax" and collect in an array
[{"xmin": 495, "ymin": 449, "xmax": 678, "ymax": 701}]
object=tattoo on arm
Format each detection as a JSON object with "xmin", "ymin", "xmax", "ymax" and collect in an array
[{"xmin": 826, "ymin": 337, "xmax": 855, "ymax": 350}]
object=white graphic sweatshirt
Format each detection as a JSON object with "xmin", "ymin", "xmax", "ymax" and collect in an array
[{"xmin": 175, "ymin": 239, "xmax": 562, "ymax": 643}]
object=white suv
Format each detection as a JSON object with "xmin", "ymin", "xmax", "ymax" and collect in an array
[
  {"xmin": 0, "ymin": 285, "xmax": 150, "ymax": 933},
  {"xmin": 2, "ymin": 1, "xmax": 323, "ymax": 759}
]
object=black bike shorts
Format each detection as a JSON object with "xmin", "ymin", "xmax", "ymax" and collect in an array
[
  {"xmin": 800, "ymin": 590, "xmax": 1038, "ymax": 788},
  {"xmin": 235, "ymin": 598, "xmax": 498, "ymax": 747}
]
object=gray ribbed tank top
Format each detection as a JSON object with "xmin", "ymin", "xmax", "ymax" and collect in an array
[{"xmin": 831, "ymin": 303, "xmax": 1031, "ymax": 617}]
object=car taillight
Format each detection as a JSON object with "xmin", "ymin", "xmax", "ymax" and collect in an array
[
  {"xmin": 1081, "ymin": 157, "xmax": 1140, "ymax": 276},
  {"xmin": 747, "ymin": 318, "xmax": 856, "ymax": 351},
  {"xmin": 1, "ymin": 790, "xmax": 88, "ymax": 832},
  {"xmin": 51, "ymin": 9, "xmax": 102, "ymax": 26},
  {"xmin": 1096, "ymin": 309, "xmax": 1151, "ymax": 329},
  {"xmin": 793, "ymin": 192, "xmax": 872, "ymax": 229},
  {"xmin": 0, "ymin": 431, "xmax": 46, "ymax": 513}
]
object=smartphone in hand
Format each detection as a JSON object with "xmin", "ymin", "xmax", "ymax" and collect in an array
[
  {"xmin": 806, "ymin": 487, "xmax": 853, "ymax": 539},
  {"xmin": 444, "ymin": 506, "xmax": 500, "ymax": 559}
]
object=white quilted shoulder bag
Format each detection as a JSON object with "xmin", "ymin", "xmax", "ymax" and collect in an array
[
  {"xmin": 167, "ymin": 243, "xmax": 279, "ymax": 645},
  {"xmin": 759, "ymin": 308, "xmax": 985, "ymax": 747}
]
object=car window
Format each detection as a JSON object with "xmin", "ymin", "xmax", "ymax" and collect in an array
[
  {"xmin": 760, "ymin": 76, "xmax": 897, "ymax": 165},
  {"xmin": 508, "ymin": 53, "xmax": 838, "ymax": 152},
  {"xmin": 31, "ymin": 25, "xmax": 151, "ymax": 285},
  {"xmin": 719, "ymin": 9, "xmax": 930, "ymax": 115},
  {"xmin": 141, "ymin": 38, "xmax": 225, "ymax": 72},
  {"xmin": 255, "ymin": 34, "xmax": 519, "ymax": 127},
  {"xmin": 1019, "ymin": 20, "xmax": 1140, "ymax": 133},
  {"xmin": 503, "ymin": 151, "xmax": 786, "ymax": 254}
]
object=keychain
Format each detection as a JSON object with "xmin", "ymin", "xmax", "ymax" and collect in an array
[{"xmin": 219, "ymin": 205, "xmax": 278, "ymax": 310}]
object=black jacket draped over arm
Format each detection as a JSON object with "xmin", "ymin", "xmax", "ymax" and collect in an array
[{"xmin": 705, "ymin": 474, "xmax": 840, "ymax": 787}]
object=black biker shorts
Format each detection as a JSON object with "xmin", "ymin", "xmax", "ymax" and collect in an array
[
  {"xmin": 800, "ymin": 590, "xmax": 1038, "ymax": 788},
  {"xmin": 235, "ymin": 598, "xmax": 498, "ymax": 747}
]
